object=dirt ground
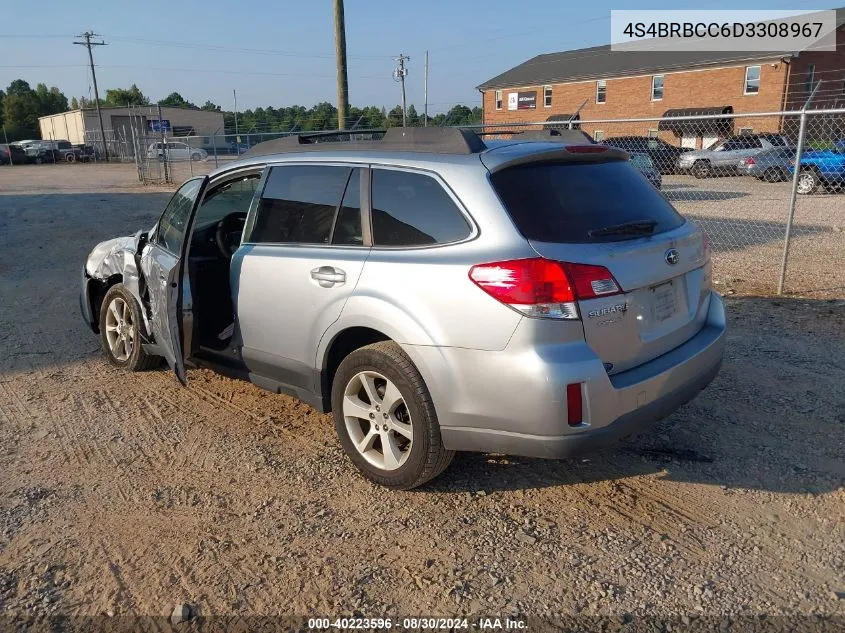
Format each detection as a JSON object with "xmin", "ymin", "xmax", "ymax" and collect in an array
[{"xmin": 0, "ymin": 165, "xmax": 843, "ymax": 628}]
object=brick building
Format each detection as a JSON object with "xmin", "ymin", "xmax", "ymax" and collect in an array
[{"xmin": 477, "ymin": 20, "xmax": 845, "ymax": 148}]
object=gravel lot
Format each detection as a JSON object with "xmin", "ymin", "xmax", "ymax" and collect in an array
[{"xmin": 0, "ymin": 165, "xmax": 843, "ymax": 628}]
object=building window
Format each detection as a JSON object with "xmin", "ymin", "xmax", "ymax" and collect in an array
[
  {"xmin": 739, "ymin": 127, "xmax": 754, "ymax": 135},
  {"xmin": 651, "ymin": 75, "xmax": 664, "ymax": 101},
  {"xmin": 596, "ymin": 80, "xmax": 606, "ymax": 104},
  {"xmin": 495, "ymin": 90, "xmax": 503, "ymax": 110},
  {"xmin": 745, "ymin": 65, "xmax": 761, "ymax": 95},
  {"xmin": 593, "ymin": 130, "xmax": 605, "ymax": 141},
  {"xmin": 647, "ymin": 129, "xmax": 659, "ymax": 138},
  {"xmin": 805, "ymin": 64, "xmax": 815, "ymax": 92},
  {"xmin": 543, "ymin": 85, "xmax": 552, "ymax": 107}
]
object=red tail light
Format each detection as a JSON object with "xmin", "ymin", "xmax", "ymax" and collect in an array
[
  {"xmin": 743, "ymin": 157, "xmax": 756, "ymax": 165},
  {"xmin": 567, "ymin": 383, "xmax": 583, "ymax": 426},
  {"xmin": 468, "ymin": 258, "xmax": 622, "ymax": 320},
  {"xmin": 565, "ymin": 145, "xmax": 608, "ymax": 154}
]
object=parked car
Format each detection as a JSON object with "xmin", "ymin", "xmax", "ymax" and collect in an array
[
  {"xmin": 676, "ymin": 134, "xmax": 788, "ymax": 178},
  {"xmin": 21, "ymin": 140, "xmax": 81, "ymax": 164},
  {"xmin": 0, "ymin": 143, "xmax": 28, "ymax": 165},
  {"xmin": 146, "ymin": 141, "xmax": 207, "ymax": 162},
  {"xmin": 72, "ymin": 144, "xmax": 100, "ymax": 162},
  {"xmin": 604, "ymin": 135, "xmax": 689, "ymax": 175},
  {"xmin": 23, "ymin": 141, "xmax": 51, "ymax": 163},
  {"xmin": 789, "ymin": 140, "xmax": 845, "ymax": 194},
  {"xmin": 629, "ymin": 152, "xmax": 662, "ymax": 189},
  {"xmin": 80, "ymin": 128, "xmax": 725, "ymax": 489},
  {"xmin": 738, "ymin": 146, "xmax": 796, "ymax": 182}
]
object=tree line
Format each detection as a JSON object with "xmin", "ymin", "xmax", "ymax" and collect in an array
[{"xmin": 1, "ymin": 79, "xmax": 481, "ymax": 142}]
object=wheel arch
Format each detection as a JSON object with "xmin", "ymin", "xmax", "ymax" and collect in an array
[
  {"xmin": 85, "ymin": 273, "xmax": 123, "ymax": 333},
  {"xmin": 319, "ymin": 326, "xmax": 392, "ymax": 412}
]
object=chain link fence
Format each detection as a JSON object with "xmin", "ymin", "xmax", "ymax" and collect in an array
[{"xmin": 54, "ymin": 109, "xmax": 845, "ymax": 298}]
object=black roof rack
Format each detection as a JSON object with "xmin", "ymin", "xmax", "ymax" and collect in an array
[{"xmin": 245, "ymin": 126, "xmax": 487, "ymax": 158}]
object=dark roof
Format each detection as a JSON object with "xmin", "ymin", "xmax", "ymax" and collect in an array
[
  {"xmin": 477, "ymin": 46, "xmax": 793, "ymax": 90},
  {"xmin": 477, "ymin": 9, "xmax": 845, "ymax": 91}
]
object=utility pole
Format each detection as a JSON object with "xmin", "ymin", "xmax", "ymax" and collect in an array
[
  {"xmin": 393, "ymin": 54, "xmax": 409, "ymax": 127},
  {"xmin": 334, "ymin": 0, "xmax": 349, "ymax": 130},
  {"xmin": 233, "ymin": 89, "xmax": 239, "ymax": 140},
  {"xmin": 423, "ymin": 50, "xmax": 429, "ymax": 127},
  {"xmin": 74, "ymin": 32, "xmax": 109, "ymax": 161}
]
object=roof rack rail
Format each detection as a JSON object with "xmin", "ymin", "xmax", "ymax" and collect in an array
[
  {"xmin": 245, "ymin": 126, "xmax": 487, "ymax": 157},
  {"xmin": 513, "ymin": 129, "xmax": 596, "ymax": 143}
]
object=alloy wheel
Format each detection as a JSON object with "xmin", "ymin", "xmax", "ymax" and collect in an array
[
  {"xmin": 342, "ymin": 370, "xmax": 413, "ymax": 471},
  {"xmin": 797, "ymin": 172, "xmax": 816, "ymax": 194},
  {"xmin": 104, "ymin": 297, "xmax": 135, "ymax": 362}
]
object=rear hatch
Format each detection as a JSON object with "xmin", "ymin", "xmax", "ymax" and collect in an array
[{"xmin": 488, "ymin": 154, "xmax": 710, "ymax": 374}]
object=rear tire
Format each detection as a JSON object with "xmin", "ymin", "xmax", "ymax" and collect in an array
[
  {"xmin": 191, "ymin": 152, "xmax": 201, "ymax": 161},
  {"xmin": 66, "ymin": 153, "xmax": 76, "ymax": 163},
  {"xmin": 99, "ymin": 284, "xmax": 160, "ymax": 372},
  {"xmin": 692, "ymin": 160, "xmax": 711, "ymax": 178},
  {"xmin": 762, "ymin": 167, "xmax": 780, "ymax": 183},
  {"xmin": 331, "ymin": 341, "xmax": 454, "ymax": 489}
]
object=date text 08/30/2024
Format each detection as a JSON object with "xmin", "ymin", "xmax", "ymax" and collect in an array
[{"xmin": 307, "ymin": 617, "xmax": 527, "ymax": 630}]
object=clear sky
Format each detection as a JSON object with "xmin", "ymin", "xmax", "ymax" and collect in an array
[{"xmin": 1, "ymin": 0, "xmax": 839, "ymax": 114}]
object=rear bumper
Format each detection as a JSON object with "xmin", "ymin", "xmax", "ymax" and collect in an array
[
  {"xmin": 406, "ymin": 291, "xmax": 726, "ymax": 459},
  {"xmin": 440, "ymin": 358, "xmax": 721, "ymax": 458}
]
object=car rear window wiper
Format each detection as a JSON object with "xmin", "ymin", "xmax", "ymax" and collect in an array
[{"xmin": 588, "ymin": 220, "xmax": 658, "ymax": 239}]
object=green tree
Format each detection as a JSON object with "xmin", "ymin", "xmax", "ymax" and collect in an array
[
  {"xmin": 200, "ymin": 100, "xmax": 220, "ymax": 111},
  {"xmin": 406, "ymin": 104, "xmax": 419, "ymax": 126},
  {"xmin": 104, "ymin": 84, "xmax": 149, "ymax": 106},
  {"xmin": 158, "ymin": 92, "xmax": 196, "ymax": 108},
  {"xmin": 34, "ymin": 83, "xmax": 68, "ymax": 115},
  {"xmin": 70, "ymin": 96, "xmax": 79, "ymax": 110},
  {"xmin": 0, "ymin": 90, "xmax": 5, "ymax": 128},
  {"xmin": 2, "ymin": 79, "xmax": 40, "ymax": 140}
]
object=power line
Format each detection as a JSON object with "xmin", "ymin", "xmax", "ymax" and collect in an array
[{"xmin": 73, "ymin": 31, "xmax": 109, "ymax": 161}]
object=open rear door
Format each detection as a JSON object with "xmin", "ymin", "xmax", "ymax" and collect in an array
[{"xmin": 144, "ymin": 176, "xmax": 208, "ymax": 385}]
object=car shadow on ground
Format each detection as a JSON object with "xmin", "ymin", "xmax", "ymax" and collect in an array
[{"xmin": 424, "ymin": 295, "xmax": 845, "ymax": 496}]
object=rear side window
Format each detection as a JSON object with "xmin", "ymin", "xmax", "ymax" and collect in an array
[
  {"xmin": 250, "ymin": 165, "xmax": 351, "ymax": 244},
  {"xmin": 490, "ymin": 160, "xmax": 684, "ymax": 243},
  {"xmin": 370, "ymin": 169, "xmax": 470, "ymax": 247}
]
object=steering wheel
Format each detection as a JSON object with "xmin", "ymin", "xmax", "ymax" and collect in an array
[{"xmin": 214, "ymin": 212, "xmax": 247, "ymax": 258}]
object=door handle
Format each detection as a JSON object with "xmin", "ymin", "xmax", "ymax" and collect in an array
[{"xmin": 310, "ymin": 266, "xmax": 346, "ymax": 287}]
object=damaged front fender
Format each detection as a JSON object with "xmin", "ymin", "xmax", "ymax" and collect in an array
[{"xmin": 82, "ymin": 229, "xmax": 153, "ymax": 335}]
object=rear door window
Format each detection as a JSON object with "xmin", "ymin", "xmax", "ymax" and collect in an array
[
  {"xmin": 249, "ymin": 165, "xmax": 351, "ymax": 244},
  {"xmin": 490, "ymin": 160, "xmax": 684, "ymax": 243},
  {"xmin": 370, "ymin": 169, "xmax": 471, "ymax": 247}
]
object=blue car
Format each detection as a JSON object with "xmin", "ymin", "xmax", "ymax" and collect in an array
[{"xmin": 790, "ymin": 140, "xmax": 845, "ymax": 194}]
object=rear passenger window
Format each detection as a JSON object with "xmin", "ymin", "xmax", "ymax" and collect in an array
[
  {"xmin": 250, "ymin": 165, "xmax": 350, "ymax": 244},
  {"xmin": 370, "ymin": 169, "xmax": 470, "ymax": 247}
]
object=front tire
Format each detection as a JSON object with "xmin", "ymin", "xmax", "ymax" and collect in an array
[
  {"xmin": 99, "ymin": 284, "xmax": 159, "ymax": 371},
  {"xmin": 191, "ymin": 152, "xmax": 202, "ymax": 161},
  {"xmin": 331, "ymin": 341, "xmax": 454, "ymax": 489}
]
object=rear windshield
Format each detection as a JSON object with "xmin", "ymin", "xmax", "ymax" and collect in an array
[{"xmin": 490, "ymin": 160, "xmax": 684, "ymax": 243}]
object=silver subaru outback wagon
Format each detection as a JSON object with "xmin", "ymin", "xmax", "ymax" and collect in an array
[{"xmin": 80, "ymin": 127, "xmax": 726, "ymax": 489}]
